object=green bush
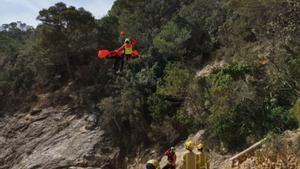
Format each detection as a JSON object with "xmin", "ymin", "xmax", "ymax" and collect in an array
[
  {"xmin": 206, "ymin": 64, "xmax": 298, "ymax": 149},
  {"xmin": 291, "ymin": 99, "xmax": 300, "ymax": 125},
  {"xmin": 153, "ymin": 21, "xmax": 191, "ymax": 59},
  {"xmin": 173, "ymin": 108, "xmax": 200, "ymax": 134},
  {"xmin": 147, "ymin": 93, "xmax": 173, "ymax": 121},
  {"xmin": 158, "ymin": 63, "xmax": 194, "ymax": 97},
  {"xmin": 148, "ymin": 63, "xmax": 197, "ymax": 131}
]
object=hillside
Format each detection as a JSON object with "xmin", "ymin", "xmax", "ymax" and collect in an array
[{"xmin": 0, "ymin": 0, "xmax": 299, "ymax": 169}]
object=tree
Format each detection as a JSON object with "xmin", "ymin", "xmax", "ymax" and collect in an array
[
  {"xmin": 153, "ymin": 21, "xmax": 191, "ymax": 61},
  {"xmin": 35, "ymin": 2, "xmax": 97, "ymax": 82}
]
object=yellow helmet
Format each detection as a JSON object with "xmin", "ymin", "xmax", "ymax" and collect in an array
[
  {"xmin": 185, "ymin": 140, "xmax": 194, "ymax": 150},
  {"xmin": 147, "ymin": 159, "xmax": 160, "ymax": 169},
  {"xmin": 197, "ymin": 143, "xmax": 204, "ymax": 150}
]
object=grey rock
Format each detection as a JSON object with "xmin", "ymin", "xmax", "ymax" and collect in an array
[{"xmin": 0, "ymin": 104, "xmax": 120, "ymax": 169}]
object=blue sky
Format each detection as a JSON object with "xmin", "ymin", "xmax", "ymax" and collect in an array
[{"xmin": 0, "ymin": 0, "xmax": 116, "ymax": 26}]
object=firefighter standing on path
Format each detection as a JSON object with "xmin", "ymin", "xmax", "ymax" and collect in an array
[
  {"xmin": 181, "ymin": 141, "xmax": 197, "ymax": 169},
  {"xmin": 196, "ymin": 144, "xmax": 210, "ymax": 169},
  {"xmin": 163, "ymin": 147, "xmax": 177, "ymax": 169}
]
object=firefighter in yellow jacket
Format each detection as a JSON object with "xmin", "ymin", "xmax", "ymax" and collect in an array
[
  {"xmin": 181, "ymin": 140, "xmax": 197, "ymax": 169},
  {"xmin": 196, "ymin": 144, "xmax": 209, "ymax": 169}
]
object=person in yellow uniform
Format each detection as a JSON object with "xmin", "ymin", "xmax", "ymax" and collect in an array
[
  {"xmin": 196, "ymin": 144, "xmax": 209, "ymax": 169},
  {"xmin": 146, "ymin": 159, "xmax": 160, "ymax": 169},
  {"xmin": 181, "ymin": 140, "xmax": 197, "ymax": 169},
  {"xmin": 114, "ymin": 38, "xmax": 136, "ymax": 72}
]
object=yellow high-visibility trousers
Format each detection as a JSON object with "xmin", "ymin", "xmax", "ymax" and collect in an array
[
  {"xmin": 182, "ymin": 151, "xmax": 197, "ymax": 169},
  {"xmin": 196, "ymin": 153, "xmax": 209, "ymax": 169}
]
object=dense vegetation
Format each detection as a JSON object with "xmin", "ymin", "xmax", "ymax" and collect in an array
[{"xmin": 0, "ymin": 0, "xmax": 299, "ymax": 153}]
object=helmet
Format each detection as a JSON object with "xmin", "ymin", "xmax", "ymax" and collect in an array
[
  {"xmin": 185, "ymin": 140, "xmax": 194, "ymax": 150},
  {"xmin": 147, "ymin": 159, "xmax": 160, "ymax": 169},
  {"xmin": 125, "ymin": 38, "xmax": 130, "ymax": 43},
  {"xmin": 197, "ymin": 143, "xmax": 204, "ymax": 150}
]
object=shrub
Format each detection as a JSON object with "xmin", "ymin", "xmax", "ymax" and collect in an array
[
  {"xmin": 206, "ymin": 64, "xmax": 298, "ymax": 150},
  {"xmin": 291, "ymin": 99, "xmax": 300, "ymax": 125}
]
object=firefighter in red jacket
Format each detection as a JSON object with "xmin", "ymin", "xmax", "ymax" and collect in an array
[{"xmin": 163, "ymin": 147, "xmax": 176, "ymax": 169}]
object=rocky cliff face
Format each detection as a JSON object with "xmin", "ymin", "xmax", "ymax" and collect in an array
[{"xmin": 0, "ymin": 91, "xmax": 122, "ymax": 169}]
